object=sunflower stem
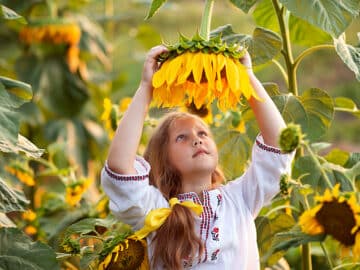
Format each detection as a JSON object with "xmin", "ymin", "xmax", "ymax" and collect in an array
[
  {"xmin": 272, "ymin": 0, "xmax": 297, "ymax": 95},
  {"xmin": 293, "ymin": 45, "xmax": 334, "ymax": 74},
  {"xmin": 304, "ymin": 142, "xmax": 334, "ymax": 190},
  {"xmin": 199, "ymin": 0, "xmax": 215, "ymax": 41},
  {"xmin": 301, "ymin": 244, "xmax": 312, "ymax": 270},
  {"xmin": 320, "ymin": 242, "xmax": 334, "ymax": 269}
]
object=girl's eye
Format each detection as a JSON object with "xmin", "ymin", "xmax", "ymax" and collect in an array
[
  {"xmin": 199, "ymin": 131, "xmax": 208, "ymax": 137},
  {"xmin": 176, "ymin": 134, "xmax": 185, "ymax": 142}
]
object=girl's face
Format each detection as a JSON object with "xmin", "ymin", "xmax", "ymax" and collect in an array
[{"xmin": 167, "ymin": 116, "xmax": 218, "ymax": 179}]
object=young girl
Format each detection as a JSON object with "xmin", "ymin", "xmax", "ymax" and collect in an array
[{"xmin": 101, "ymin": 45, "xmax": 294, "ymax": 269}]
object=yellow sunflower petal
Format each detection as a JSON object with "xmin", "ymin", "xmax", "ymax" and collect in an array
[
  {"xmin": 177, "ymin": 52, "xmax": 193, "ymax": 84},
  {"xmin": 192, "ymin": 53, "xmax": 204, "ymax": 84},
  {"xmin": 225, "ymin": 57, "xmax": 240, "ymax": 93},
  {"xmin": 203, "ymin": 54, "xmax": 215, "ymax": 90},
  {"xmin": 166, "ymin": 55, "xmax": 183, "ymax": 86},
  {"xmin": 152, "ymin": 61, "xmax": 169, "ymax": 88}
]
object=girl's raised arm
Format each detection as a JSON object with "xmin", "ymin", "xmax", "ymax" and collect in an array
[
  {"xmin": 107, "ymin": 45, "xmax": 168, "ymax": 174},
  {"xmin": 242, "ymin": 52, "xmax": 286, "ymax": 148}
]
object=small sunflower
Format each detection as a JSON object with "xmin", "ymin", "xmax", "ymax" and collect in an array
[
  {"xmin": 299, "ymin": 184, "xmax": 360, "ymax": 259},
  {"xmin": 5, "ymin": 165, "xmax": 35, "ymax": 186},
  {"xmin": 65, "ymin": 178, "xmax": 92, "ymax": 207},
  {"xmin": 101, "ymin": 98, "xmax": 118, "ymax": 139},
  {"xmin": 19, "ymin": 23, "xmax": 82, "ymax": 72},
  {"xmin": 152, "ymin": 34, "xmax": 260, "ymax": 111},
  {"xmin": 98, "ymin": 238, "xmax": 149, "ymax": 270}
]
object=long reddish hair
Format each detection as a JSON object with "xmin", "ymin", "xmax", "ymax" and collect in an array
[{"xmin": 144, "ymin": 112, "xmax": 224, "ymax": 269}]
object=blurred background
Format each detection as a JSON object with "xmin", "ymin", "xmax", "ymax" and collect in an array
[{"xmin": 0, "ymin": 1, "xmax": 359, "ymax": 269}]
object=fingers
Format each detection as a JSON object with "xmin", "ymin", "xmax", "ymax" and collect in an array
[{"xmin": 147, "ymin": 45, "xmax": 169, "ymax": 61}]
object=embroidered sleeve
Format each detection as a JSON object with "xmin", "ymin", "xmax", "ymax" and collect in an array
[
  {"xmin": 101, "ymin": 156, "xmax": 168, "ymax": 230},
  {"xmin": 223, "ymin": 134, "xmax": 294, "ymax": 217}
]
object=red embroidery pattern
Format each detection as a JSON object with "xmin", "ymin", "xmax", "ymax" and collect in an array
[
  {"xmin": 211, "ymin": 227, "xmax": 219, "ymax": 241},
  {"xmin": 104, "ymin": 163, "xmax": 148, "ymax": 181},
  {"xmin": 255, "ymin": 138, "xmax": 282, "ymax": 154},
  {"xmin": 211, "ymin": 249, "xmax": 220, "ymax": 261}
]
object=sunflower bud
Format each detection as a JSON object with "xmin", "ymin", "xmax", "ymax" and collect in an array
[
  {"xmin": 279, "ymin": 174, "xmax": 290, "ymax": 196},
  {"xmin": 279, "ymin": 123, "xmax": 303, "ymax": 153}
]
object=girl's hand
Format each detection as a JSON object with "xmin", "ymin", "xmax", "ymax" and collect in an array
[
  {"xmin": 140, "ymin": 45, "xmax": 169, "ymax": 90},
  {"xmin": 239, "ymin": 50, "xmax": 254, "ymax": 76}
]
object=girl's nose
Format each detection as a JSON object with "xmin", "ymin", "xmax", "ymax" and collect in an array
[{"xmin": 193, "ymin": 139, "xmax": 202, "ymax": 147}]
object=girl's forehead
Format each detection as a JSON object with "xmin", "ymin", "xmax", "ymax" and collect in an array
[{"xmin": 170, "ymin": 116, "xmax": 207, "ymax": 132}]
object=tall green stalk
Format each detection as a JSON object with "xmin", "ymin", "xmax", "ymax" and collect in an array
[
  {"xmin": 271, "ymin": 0, "xmax": 309, "ymax": 268},
  {"xmin": 199, "ymin": 0, "xmax": 215, "ymax": 41}
]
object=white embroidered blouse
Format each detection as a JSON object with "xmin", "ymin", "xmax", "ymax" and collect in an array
[{"xmin": 101, "ymin": 135, "xmax": 294, "ymax": 269}]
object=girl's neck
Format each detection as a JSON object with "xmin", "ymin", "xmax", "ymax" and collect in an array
[{"xmin": 180, "ymin": 172, "xmax": 212, "ymax": 199}]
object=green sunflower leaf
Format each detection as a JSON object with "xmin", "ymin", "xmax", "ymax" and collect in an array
[
  {"xmin": 334, "ymin": 97, "xmax": 360, "ymax": 118},
  {"xmin": 0, "ymin": 227, "xmax": 60, "ymax": 270},
  {"xmin": 279, "ymin": 0, "xmax": 359, "ymax": 37},
  {"xmin": 0, "ymin": 5, "xmax": 26, "ymax": 24},
  {"xmin": 270, "ymin": 226, "xmax": 325, "ymax": 253},
  {"xmin": 299, "ymin": 88, "xmax": 334, "ymax": 141},
  {"xmin": 228, "ymin": 0, "xmax": 258, "ymax": 13},
  {"xmin": 0, "ymin": 178, "xmax": 29, "ymax": 213},
  {"xmin": 145, "ymin": 0, "xmax": 168, "ymax": 19},
  {"xmin": 334, "ymin": 34, "xmax": 360, "ymax": 81}
]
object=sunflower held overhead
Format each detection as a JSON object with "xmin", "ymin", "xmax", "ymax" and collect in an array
[{"xmin": 152, "ymin": 34, "xmax": 260, "ymax": 111}]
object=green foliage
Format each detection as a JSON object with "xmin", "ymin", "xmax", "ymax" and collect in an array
[
  {"xmin": 0, "ymin": 178, "xmax": 29, "ymax": 213},
  {"xmin": 0, "ymin": 227, "xmax": 60, "ymax": 270},
  {"xmin": 0, "ymin": 0, "xmax": 359, "ymax": 269}
]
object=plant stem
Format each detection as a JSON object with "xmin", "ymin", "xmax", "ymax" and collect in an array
[
  {"xmin": 302, "ymin": 244, "xmax": 312, "ymax": 270},
  {"xmin": 294, "ymin": 45, "xmax": 334, "ymax": 74},
  {"xmin": 320, "ymin": 242, "xmax": 334, "ymax": 269},
  {"xmin": 199, "ymin": 0, "xmax": 215, "ymax": 41},
  {"xmin": 271, "ymin": 0, "xmax": 297, "ymax": 95},
  {"xmin": 271, "ymin": 59, "xmax": 288, "ymax": 84},
  {"xmin": 304, "ymin": 142, "xmax": 334, "ymax": 189}
]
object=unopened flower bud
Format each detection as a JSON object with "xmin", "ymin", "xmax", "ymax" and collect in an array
[{"xmin": 279, "ymin": 123, "xmax": 303, "ymax": 153}]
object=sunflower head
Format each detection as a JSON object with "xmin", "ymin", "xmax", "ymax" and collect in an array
[
  {"xmin": 152, "ymin": 34, "xmax": 260, "ymax": 111},
  {"xmin": 279, "ymin": 123, "xmax": 304, "ymax": 153},
  {"xmin": 299, "ymin": 184, "xmax": 360, "ymax": 257},
  {"xmin": 98, "ymin": 239, "xmax": 148, "ymax": 270}
]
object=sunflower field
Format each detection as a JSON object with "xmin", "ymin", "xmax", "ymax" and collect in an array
[{"xmin": 0, "ymin": 0, "xmax": 359, "ymax": 269}]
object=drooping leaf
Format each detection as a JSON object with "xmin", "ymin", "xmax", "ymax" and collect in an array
[
  {"xmin": 228, "ymin": 0, "xmax": 258, "ymax": 13},
  {"xmin": 299, "ymin": 88, "xmax": 334, "ymax": 141},
  {"xmin": 0, "ymin": 135, "xmax": 44, "ymax": 158},
  {"xmin": 0, "ymin": 76, "xmax": 32, "ymax": 100},
  {"xmin": 64, "ymin": 216, "xmax": 119, "ymax": 236},
  {"xmin": 324, "ymin": 148, "xmax": 350, "ymax": 166},
  {"xmin": 256, "ymin": 213, "xmax": 295, "ymax": 266},
  {"xmin": 0, "ymin": 5, "xmax": 26, "ymax": 24},
  {"xmin": 289, "ymin": 16, "xmax": 331, "ymax": 46},
  {"xmin": 0, "ymin": 81, "xmax": 26, "ymax": 152},
  {"xmin": 252, "ymin": 0, "xmax": 279, "ymax": 33},
  {"xmin": 0, "ymin": 178, "xmax": 29, "ymax": 213},
  {"xmin": 270, "ymin": 226, "xmax": 325, "ymax": 253},
  {"xmin": 334, "ymin": 34, "xmax": 360, "ymax": 81},
  {"xmin": 145, "ymin": 0, "xmax": 168, "ymax": 19},
  {"xmin": 253, "ymin": 0, "xmax": 336, "ymax": 46},
  {"xmin": 292, "ymin": 156, "xmax": 322, "ymax": 187},
  {"xmin": 214, "ymin": 110, "xmax": 257, "ymax": 180},
  {"xmin": 272, "ymin": 94, "xmax": 308, "ymax": 132},
  {"xmin": 334, "ymin": 96, "xmax": 360, "ymax": 118},
  {"xmin": 0, "ymin": 227, "xmax": 60, "ymax": 270},
  {"xmin": 279, "ymin": 0, "xmax": 360, "ymax": 37},
  {"xmin": 211, "ymin": 25, "xmax": 282, "ymax": 65}
]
